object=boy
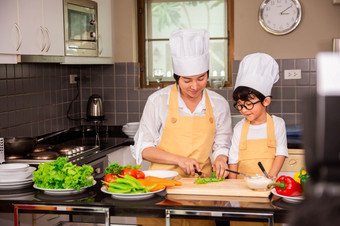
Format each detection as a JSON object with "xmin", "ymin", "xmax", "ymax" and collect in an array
[{"xmin": 228, "ymin": 53, "xmax": 288, "ymax": 179}]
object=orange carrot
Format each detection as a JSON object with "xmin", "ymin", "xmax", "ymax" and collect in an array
[
  {"xmin": 149, "ymin": 184, "xmax": 166, "ymax": 192},
  {"xmin": 137, "ymin": 179, "xmax": 167, "ymax": 191},
  {"xmin": 144, "ymin": 176, "xmax": 182, "ymax": 186}
]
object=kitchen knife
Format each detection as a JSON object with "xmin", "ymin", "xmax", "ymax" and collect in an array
[
  {"xmin": 258, "ymin": 161, "xmax": 269, "ymax": 178},
  {"xmin": 225, "ymin": 169, "xmax": 250, "ymax": 178},
  {"xmin": 194, "ymin": 169, "xmax": 203, "ymax": 177}
]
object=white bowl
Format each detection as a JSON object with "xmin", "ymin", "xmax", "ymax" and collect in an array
[
  {"xmin": 244, "ymin": 175, "xmax": 274, "ymax": 190},
  {"xmin": 122, "ymin": 127, "xmax": 137, "ymax": 133},
  {"xmin": 143, "ymin": 170, "xmax": 178, "ymax": 179},
  {"xmin": 0, "ymin": 163, "xmax": 30, "ymax": 172},
  {"xmin": 0, "ymin": 166, "xmax": 36, "ymax": 180},
  {"xmin": 124, "ymin": 122, "xmax": 140, "ymax": 131}
]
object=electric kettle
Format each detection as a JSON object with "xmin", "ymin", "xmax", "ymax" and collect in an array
[{"xmin": 87, "ymin": 94, "xmax": 104, "ymax": 121}]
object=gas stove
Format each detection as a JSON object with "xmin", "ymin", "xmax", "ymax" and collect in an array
[{"xmin": 5, "ymin": 125, "xmax": 130, "ymax": 166}]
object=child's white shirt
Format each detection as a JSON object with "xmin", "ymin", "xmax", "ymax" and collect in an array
[{"xmin": 228, "ymin": 115, "xmax": 289, "ymax": 164}]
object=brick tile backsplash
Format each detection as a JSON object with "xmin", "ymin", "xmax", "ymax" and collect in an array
[{"xmin": 0, "ymin": 58, "xmax": 317, "ymax": 137}]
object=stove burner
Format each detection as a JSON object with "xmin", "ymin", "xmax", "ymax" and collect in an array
[
  {"xmin": 5, "ymin": 155, "xmax": 26, "ymax": 160},
  {"xmin": 33, "ymin": 144, "xmax": 54, "ymax": 153},
  {"xmin": 30, "ymin": 151, "xmax": 59, "ymax": 160}
]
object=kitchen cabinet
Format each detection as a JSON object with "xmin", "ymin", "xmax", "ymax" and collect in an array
[
  {"xmin": 0, "ymin": 0, "xmax": 64, "ymax": 61},
  {"xmin": 18, "ymin": 0, "xmax": 64, "ymax": 56},
  {"xmin": 95, "ymin": 0, "xmax": 113, "ymax": 58},
  {"xmin": 41, "ymin": 0, "xmax": 65, "ymax": 56},
  {"xmin": 281, "ymin": 149, "xmax": 305, "ymax": 172},
  {"xmin": 0, "ymin": 0, "xmax": 19, "ymax": 55}
]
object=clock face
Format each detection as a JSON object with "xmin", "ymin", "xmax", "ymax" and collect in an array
[{"xmin": 259, "ymin": 0, "xmax": 302, "ymax": 35}]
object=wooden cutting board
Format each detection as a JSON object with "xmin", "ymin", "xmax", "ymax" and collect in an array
[{"xmin": 166, "ymin": 178, "xmax": 271, "ymax": 197}]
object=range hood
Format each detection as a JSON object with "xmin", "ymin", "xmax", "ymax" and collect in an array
[{"xmin": 18, "ymin": 55, "xmax": 65, "ymax": 63}]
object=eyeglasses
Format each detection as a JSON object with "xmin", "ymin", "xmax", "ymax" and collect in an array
[{"xmin": 233, "ymin": 100, "xmax": 262, "ymax": 111}]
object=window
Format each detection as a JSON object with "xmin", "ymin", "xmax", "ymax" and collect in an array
[{"xmin": 137, "ymin": 0, "xmax": 234, "ymax": 89}]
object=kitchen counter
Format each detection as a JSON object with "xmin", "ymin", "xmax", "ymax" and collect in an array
[
  {"xmin": 0, "ymin": 125, "xmax": 304, "ymax": 225},
  {"xmin": 0, "ymin": 178, "xmax": 293, "ymax": 225}
]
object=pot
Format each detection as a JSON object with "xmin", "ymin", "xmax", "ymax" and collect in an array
[
  {"xmin": 4, "ymin": 137, "xmax": 37, "ymax": 156},
  {"xmin": 4, "ymin": 129, "xmax": 67, "ymax": 157}
]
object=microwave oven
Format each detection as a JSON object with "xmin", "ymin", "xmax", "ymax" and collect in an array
[{"xmin": 64, "ymin": 0, "xmax": 98, "ymax": 56}]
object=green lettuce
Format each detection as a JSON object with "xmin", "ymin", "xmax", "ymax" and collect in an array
[{"xmin": 33, "ymin": 157, "xmax": 94, "ymax": 191}]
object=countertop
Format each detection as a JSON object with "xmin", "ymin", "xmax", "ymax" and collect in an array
[
  {"xmin": 0, "ymin": 125, "xmax": 304, "ymax": 224},
  {"xmin": 0, "ymin": 178, "xmax": 294, "ymax": 223}
]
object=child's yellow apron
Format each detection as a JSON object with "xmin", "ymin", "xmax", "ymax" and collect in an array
[{"xmin": 237, "ymin": 113, "xmax": 276, "ymax": 178}]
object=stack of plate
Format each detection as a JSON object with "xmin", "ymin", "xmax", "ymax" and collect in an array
[
  {"xmin": 0, "ymin": 163, "xmax": 35, "ymax": 190},
  {"xmin": 122, "ymin": 122, "xmax": 140, "ymax": 138}
]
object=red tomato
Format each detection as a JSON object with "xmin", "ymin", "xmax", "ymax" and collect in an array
[
  {"xmin": 122, "ymin": 168, "xmax": 137, "ymax": 178},
  {"xmin": 104, "ymin": 174, "xmax": 118, "ymax": 187},
  {"xmin": 136, "ymin": 170, "xmax": 145, "ymax": 179}
]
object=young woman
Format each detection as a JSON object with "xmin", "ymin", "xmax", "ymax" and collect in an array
[
  {"xmin": 131, "ymin": 28, "xmax": 233, "ymax": 179},
  {"xmin": 228, "ymin": 53, "xmax": 288, "ymax": 179}
]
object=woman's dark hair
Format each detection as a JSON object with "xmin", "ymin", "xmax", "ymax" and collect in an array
[
  {"xmin": 173, "ymin": 70, "xmax": 210, "ymax": 84},
  {"xmin": 232, "ymin": 86, "xmax": 267, "ymax": 102}
]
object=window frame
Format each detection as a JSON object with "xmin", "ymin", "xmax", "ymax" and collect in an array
[{"xmin": 137, "ymin": 0, "xmax": 234, "ymax": 89}]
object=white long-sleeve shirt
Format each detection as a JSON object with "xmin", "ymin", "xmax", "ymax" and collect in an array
[
  {"xmin": 228, "ymin": 115, "xmax": 289, "ymax": 164},
  {"xmin": 130, "ymin": 84, "xmax": 233, "ymax": 165}
]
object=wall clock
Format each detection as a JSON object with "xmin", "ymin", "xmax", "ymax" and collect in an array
[{"xmin": 259, "ymin": 0, "xmax": 302, "ymax": 35}]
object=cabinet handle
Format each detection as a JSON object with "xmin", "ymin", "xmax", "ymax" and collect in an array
[
  {"xmin": 95, "ymin": 168, "xmax": 101, "ymax": 174},
  {"xmin": 44, "ymin": 27, "xmax": 51, "ymax": 52},
  {"xmin": 289, "ymin": 159, "xmax": 297, "ymax": 166},
  {"xmin": 14, "ymin": 23, "xmax": 22, "ymax": 51},
  {"xmin": 98, "ymin": 34, "xmax": 103, "ymax": 55},
  {"xmin": 40, "ymin": 26, "xmax": 46, "ymax": 52}
]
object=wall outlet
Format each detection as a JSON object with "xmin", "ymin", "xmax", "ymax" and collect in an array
[
  {"xmin": 69, "ymin": 74, "xmax": 79, "ymax": 84},
  {"xmin": 284, "ymin": 69, "xmax": 301, "ymax": 80}
]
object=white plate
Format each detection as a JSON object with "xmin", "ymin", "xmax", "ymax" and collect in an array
[
  {"xmin": 0, "ymin": 163, "xmax": 29, "ymax": 172},
  {"xmin": 101, "ymin": 186, "xmax": 165, "ymax": 200},
  {"xmin": 143, "ymin": 170, "xmax": 178, "ymax": 179},
  {"xmin": 33, "ymin": 180, "xmax": 96, "ymax": 195},
  {"xmin": 0, "ymin": 179, "xmax": 33, "ymax": 190},
  {"xmin": 0, "ymin": 166, "xmax": 36, "ymax": 181},
  {"xmin": 0, "ymin": 176, "xmax": 33, "ymax": 185},
  {"xmin": 271, "ymin": 188, "xmax": 304, "ymax": 203}
]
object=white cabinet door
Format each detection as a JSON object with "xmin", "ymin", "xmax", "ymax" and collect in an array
[
  {"xmin": 0, "ymin": 0, "xmax": 20, "ymax": 54},
  {"xmin": 94, "ymin": 0, "xmax": 112, "ymax": 58},
  {"xmin": 18, "ymin": 0, "xmax": 44, "ymax": 55},
  {"xmin": 42, "ymin": 0, "xmax": 65, "ymax": 56}
]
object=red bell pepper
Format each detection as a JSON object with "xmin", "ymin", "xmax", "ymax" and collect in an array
[{"xmin": 272, "ymin": 175, "xmax": 302, "ymax": 197}]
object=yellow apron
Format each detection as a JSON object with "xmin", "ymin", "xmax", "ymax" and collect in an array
[
  {"xmin": 149, "ymin": 84, "xmax": 216, "ymax": 179},
  {"xmin": 138, "ymin": 84, "xmax": 216, "ymax": 226},
  {"xmin": 230, "ymin": 114, "xmax": 280, "ymax": 226},
  {"xmin": 237, "ymin": 113, "xmax": 276, "ymax": 179}
]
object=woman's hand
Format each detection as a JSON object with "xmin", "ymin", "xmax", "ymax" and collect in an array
[
  {"xmin": 177, "ymin": 156, "xmax": 201, "ymax": 176},
  {"xmin": 212, "ymin": 155, "xmax": 229, "ymax": 179}
]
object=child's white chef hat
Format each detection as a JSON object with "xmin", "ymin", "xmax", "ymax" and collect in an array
[
  {"xmin": 170, "ymin": 28, "xmax": 209, "ymax": 77},
  {"xmin": 235, "ymin": 53, "xmax": 279, "ymax": 97}
]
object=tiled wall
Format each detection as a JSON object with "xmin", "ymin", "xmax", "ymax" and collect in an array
[{"xmin": 0, "ymin": 58, "xmax": 316, "ymax": 137}]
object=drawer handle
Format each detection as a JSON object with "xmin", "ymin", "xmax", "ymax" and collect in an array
[
  {"xmin": 95, "ymin": 168, "xmax": 101, "ymax": 174},
  {"xmin": 289, "ymin": 159, "xmax": 297, "ymax": 166}
]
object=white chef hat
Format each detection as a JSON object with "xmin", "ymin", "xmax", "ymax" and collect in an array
[
  {"xmin": 170, "ymin": 28, "xmax": 209, "ymax": 77},
  {"xmin": 235, "ymin": 53, "xmax": 279, "ymax": 96}
]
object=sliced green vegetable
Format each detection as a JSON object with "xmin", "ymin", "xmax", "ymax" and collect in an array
[
  {"xmin": 102, "ymin": 175, "xmax": 151, "ymax": 193},
  {"xmin": 194, "ymin": 171, "xmax": 225, "ymax": 184}
]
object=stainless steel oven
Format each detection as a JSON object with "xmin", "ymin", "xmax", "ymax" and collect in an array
[{"xmin": 64, "ymin": 0, "xmax": 98, "ymax": 56}]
